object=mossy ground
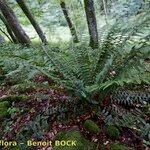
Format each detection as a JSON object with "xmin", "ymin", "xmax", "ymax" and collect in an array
[
  {"xmin": 0, "ymin": 108, "xmax": 9, "ymax": 120},
  {"xmin": 0, "ymin": 101, "xmax": 11, "ymax": 108},
  {"xmin": 0, "ymin": 101, "xmax": 11, "ymax": 120},
  {"xmin": 83, "ymin": 119, "xmax": 101, "ymax": 134},
  {"xmin": 106, "ymin": 126, "xmax": 120, "ymax": 139},
  {"xmin": 53, "ymin": 131, "xmax": 97, "ymax": 150},
  {"xmin": 111, "ymin": 143, "xmax": 135, "ymax": 150},
  {"xmin": 102, "ymin": 143, "xmax": 135, "ymax": 150}
]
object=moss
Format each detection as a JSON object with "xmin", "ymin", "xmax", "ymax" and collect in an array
[
  {"xmin": 106, "ymin": 126, "xmax": 120, "ymax": 139},
  {"xmin": 53, "ymin": 131, "xmax": 97, "ymax": 150},
  {"xmin": 101, "ymin": 143, "xmax": 135, "ymax": 150},
  {"xmin": 0, "ymin": 109, "xmax": 8, "ymax": 120},
  {"xmin": 83, "ymin": 120, "xmax": 101, "ymax": 134},
  {"xmin": 110, "ymin": 143, "xmax": 135, "ymax": 150},
  {"xmin": 9, "ymin": 146, "xmax": 20, "ymax": 150},
  {"xmin": 0, "ymin": 101, "xmax": 11, "ymax": 108},
  {"xmin": 0, "ymin": 101, "xmax": 10, "ymax": 120},
  {"xmin": 0, "ymin": 95, "xmax": 29, "ymax": 102}
]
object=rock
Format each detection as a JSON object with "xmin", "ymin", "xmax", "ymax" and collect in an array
[
  {"xmin": 106, "ymin": 125, "xmax": 120, "ymax": 139},
  {"xmin": 53, "ymin": 131, "xmax": 97, "ymax": 150},
  {"xmin": 83, "ymin": 119, "xmax": 101, "ymax": 134}
]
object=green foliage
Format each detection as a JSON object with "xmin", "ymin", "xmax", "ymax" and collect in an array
[
  {"xmin": 106, "ymin": 126, "xmax": 120, "ymax": 139},
  {"xmin": 11, "ymin": 80, "xmax": 36, "ymax": 94},
  {"xmin": 53, "ymin": 131, "xmax": 97, "ymax": 150},
  {"xmin": 139, "ymin": 119, "xmax": 150, "ymax": 144},
  {"xmin": 0, "ymin": 101, "xmax": 11, "ymax": 120},
  {"xmin": 0, "ymin": 75, "xmax": 5, "ymax": 84},
  {"xmin": 143, "ymin": 140, "xmax": 150, "ymax": 147},
  {"xmin": 7, "ymin": 107, "xmax": 21, "ymax": 115},
  {"xmin": 83, "ymin": 120, "xmax": 101, "ymax": 134},
  {"xmin": 0, "ymin": 109, "xmax": 8, "ymax": 120},
  {"xmin": 1, "ymin": 11, "xmax": 149, "ymax": 103},
  {"xmin": 110, "ymin": 143, "xmax": 135, "ymax": 150},
  {"xmin": 16, "ymin": 114, "xmax": 49, "ymax": 141},
  {"xmin": 0, "ymin": 101, "xmax": 11, "ymax": 108},
  {"xmin": 101, "ymin": 104, "xmax": 143, "ymax": 129},
  {"xmin": 0, "ymin": 95, "xmax": 29, "ymax": 102},
  {"xmin": 101, "ymin": 143, "xmax": 135, "ymax": 150},
  {"xmin": 110, "ymin": 0, "xmax": 147, "ymax": 19},
  {"xmin": 111, "ymin": 90, "xmax": 150, "ymax": 106},
  {"xmin": 0, "ymin": 104, "xmax": 10, "ymax": 120},
  {"xmin": 35, "ymin": 12, "xmax": 150, "ymax": 104},
  {"xmin": 0, "ymin": 13, "xmax": 149, "ymax": 138},
  {"xmin": 0, "ymin": 1, "xmax": 149, "ymax": 149},
  {"xmin": 100, "ymin": 86, "xmax": 150, "ymax": 130},
  {"xmin": 0, "ymin": 7, "xmax": 149, "ymax": 148}
]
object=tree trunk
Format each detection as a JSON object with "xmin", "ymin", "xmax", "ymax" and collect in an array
[
  {"xmin": 84, "ymin": 0, "xmax": 99, "ymax": 49},
  {"xmin": 0, "ymin": 13, "xmax": 18, "ymax": 43},
  {"xmin": 0, "ymin": 0, "xmax": 31, "ymax": 45},
  {"xmin": 60, "ymin": 1, "xmax": 79, "ymax": 43},
  {"xmin": 16, "ymin": 0, "xmax": 48, "ymax": 44}
]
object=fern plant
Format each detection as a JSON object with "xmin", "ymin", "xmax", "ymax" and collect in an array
[
  {"xmin": 36, "ymin": 12, "xmax": 150, "ymax": 105},
  {"xmin": 0, "ymin": 12, "xmax": 149, "ymax": 145},
  {"xmin": 1, "ymin": 12, "xmax": 149, "ymax": 104}
]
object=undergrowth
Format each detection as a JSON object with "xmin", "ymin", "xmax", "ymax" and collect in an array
[{"xmin": 0, "ymin": 12, "xmax": 150, "ymax": 149}]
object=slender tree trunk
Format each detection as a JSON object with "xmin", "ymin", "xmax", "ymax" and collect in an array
[
  {"xmin": 78, "ymin": 0, "xmax": 83, "ymax": 7},
  {"xmin": 0, "ymin": 0, "xmax": 31, "ymax": 45},
  {"xmin": 102, "ymin": 0, "xmax": 108, "ymax": 24},
  {"xmin": 16, "ymin": 0, "xmax": 48, "ymax": 44},
  {"xmin": 84, "ymin": 0, "xmax": 99, "ymax": 49},
  {"xmin": 60, "ymin": 1, "xmax": 79, "ymax": 43},
  {"xmin": 0, "ymin": 13, "xmax": 18, "ymax": 43},
  {"xmin": 0, "ymin": 28, "xmax": 13, "ymax": 43}
]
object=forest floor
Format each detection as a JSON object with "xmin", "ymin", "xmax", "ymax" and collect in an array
[{"xmin": 0, "ymin": 73, "xmax": 149, "ymax": 150}]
